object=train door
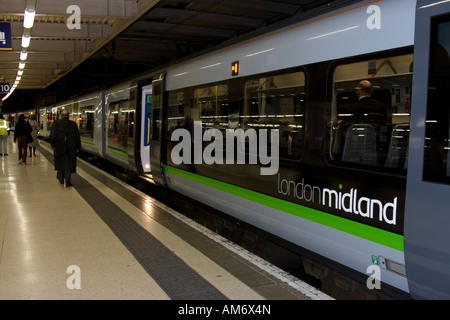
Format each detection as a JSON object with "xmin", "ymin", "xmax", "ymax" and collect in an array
[
  {"xmin": 140, "ymin": 83, "xmax": 152, "ymax": 173},
  {"xmin": 404, "ymin": 0, "xmax": 450, "ymax": 299},
  {"xmin": 95, "ymin": 91, "xmax": 106, "ymax": 158},
  {"xmin": 149, "ymin": 73, "xmax": 167, "ymax": 185}
]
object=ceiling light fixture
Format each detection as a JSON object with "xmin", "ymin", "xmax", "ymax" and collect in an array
[
  {"xmin": 20, "ymin": 49, "xmax": 28, "ymax": 60},
  {"xmin": 4, "ymin": 3, "xmax": 36, "ymax": 101},
  {"xmin": 23, "ymin": 8, "xmax": 36, "ymax": 28},
  {"xmin": 21, "ymin": 33, "xmax": 31, "ymax": 48}
]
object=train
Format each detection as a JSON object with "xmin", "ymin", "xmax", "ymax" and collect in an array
[{"xmin": 8, "ymin": 0, "xmax": 450, "ymax": 299}]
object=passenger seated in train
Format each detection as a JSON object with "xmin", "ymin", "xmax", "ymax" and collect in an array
[
  {"xmin": 343, "ymin": 80, "xmax": 391, "ymax": 122},
  {"xmin": 332, "ymin": 80, "xmax": 393, "ymax": 167}
]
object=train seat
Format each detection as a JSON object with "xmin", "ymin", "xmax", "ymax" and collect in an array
[
  {"xmin": 386, "ymin": 124, "xmax": 410, "ymax": 170},
  {"xmin": 342, "ymin": 124, "xmax": 378, "ymax": 165}
]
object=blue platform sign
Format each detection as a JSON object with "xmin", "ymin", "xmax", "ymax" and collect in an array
[
  {"xmin": 0, "ymin": 23, "xmax": 12, "ymax": 51},
  {"xmin": 0, "ymin": 83, "xmax": 11, "ymax": 93}
]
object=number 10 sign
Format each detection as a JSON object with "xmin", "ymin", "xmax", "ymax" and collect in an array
[{"xmin": 0, "ymin": 83, "xmax": 11, "ymax": 93}]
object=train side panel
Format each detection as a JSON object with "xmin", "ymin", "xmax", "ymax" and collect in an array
[
  {"xmin": 165, "ymin": 0, "xmax": 415, "ymax": 91},
  {"xmin": 104, "ymin": 81, "xmax": 137, "ymax": 171},
  {"xmin": 159, "ymin": 0, "xmax": 418, "ymax": 297}
]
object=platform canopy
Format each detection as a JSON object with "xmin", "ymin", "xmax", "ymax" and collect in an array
[{"xmin": 0, "ymin": 0, "xmax": 359, "ymax": 106}]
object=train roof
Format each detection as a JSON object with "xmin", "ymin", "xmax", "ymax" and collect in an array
[
  {"xmin": 164, "ymin": 0, "xmax": 416, "ymax": 90},
  {"xmin": 27, "ymin": 0, "xmax": 419, "ymax": 109}
]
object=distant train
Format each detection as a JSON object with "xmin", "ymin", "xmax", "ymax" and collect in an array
[{"xmin": 10, "ymin": 0, "xmax": 450, "ymax": 299}]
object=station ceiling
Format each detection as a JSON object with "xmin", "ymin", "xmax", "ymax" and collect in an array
[{"xmin": 0, "ymin": 0, "xmax": 360, "ymax": 111}]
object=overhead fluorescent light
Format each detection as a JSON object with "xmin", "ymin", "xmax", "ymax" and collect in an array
[
  {"xmin": 19, "ymin": 61, "xmax": 26, "ymax": 69},
  {"xmin": 2, "ymin": 89, "xmax": 14, "ymax": 101},
  {"xmin": 21, "ymin": 33, "xmax": 31, "ymax": 48},
  {"xmin": 23, "ymin": 8, "xmax": 36, "ymax": 28},
  {"xmin": 20, "ymin": 49, "xmax": 28, "ymax": 60}
]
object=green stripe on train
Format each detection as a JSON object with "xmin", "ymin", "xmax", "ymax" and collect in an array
[
  {"xmin": 81, "ymin": 140, "xmax": 94, "ymax": 146},
  {"xmin": 108, "ymin": 147, "xmax": 128, "ymax": 158},
  {"xmin": 163, "ymin": 165, "xmax": 404, "ymax": 252}
]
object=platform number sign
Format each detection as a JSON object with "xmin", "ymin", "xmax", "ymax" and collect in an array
[
  {"xmin": 231, "ymin": 61, "xmax": 239, "ymax": 76},
  {"xmin": 0, "ymin": 23, "xmax": 12, "ymax": 50},
  {"xmin": 0, "ymin": 83, "xmax": 10, "ymax": 93}
]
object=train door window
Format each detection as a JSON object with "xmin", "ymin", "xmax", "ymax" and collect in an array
[
  {"xmin": 423, "ymin": 15, "xmax": 450, "ymax": 184},
  {"xmin": 328, "ymin": 53, "xmax": 413, "ymax": 173},
  {"xmin": 243, "ymin": 71, "xmax": 306, "ymax": 161},
  {"xmin": 167, "ymin": 90, "xmax": 186, "ymax": 165},
  {"xmin": 152, "ymin": 83, "xmax": 162, "ymax": 142},
  {"xmin": 167, "ymin": 90, "xmax": 185, "ymax": 134}
]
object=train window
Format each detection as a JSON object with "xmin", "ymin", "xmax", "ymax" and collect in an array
[
  {"xmin": 107, "ymin": 101, "xmax": 131, "ymax": 151},
  {"xmin": 328, "ymin": 54, "xmax": 413, "ymax": 173},
  {"xmin": 78, "ymin": 105, "xmax": 95, "ymax": 142},
  {"xmin": 423, "ymin": 15, "xmax": 450, "ymax": 184},
  {"xmin": 243, "ymin": 71, "xmax": 306, "ymax": 161},
  {"xmin": 194, "ymin": 83, "xmax": 229, "ymax": 132}
]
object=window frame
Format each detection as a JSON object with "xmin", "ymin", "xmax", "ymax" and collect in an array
[
  {"xmin": 241, "ymin": 68, "xmax": 307, "ymax": 162},
  {"xmin": 422, "ymin": 14, "xmax": 450, "ymax": 184},
  {"xmin": 326, "ymin": 48, "xmax": 414, "ymax": 176}
]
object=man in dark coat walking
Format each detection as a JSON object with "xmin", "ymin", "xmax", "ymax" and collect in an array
[
  {"xmin": 14, "ymin": 114, "xmax": 32, "ymax": 164},
  {"xmin": 50, "ymin": 110, "xmax": 81, "ymax": 187}
]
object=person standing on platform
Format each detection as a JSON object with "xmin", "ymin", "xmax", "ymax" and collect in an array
[
  {"xmin": 28, "ymin": 114, "xmax": 40, "ymax": 157},
  {"xmin": 0, "ymin": 114, "xmax": 10, "ymax": 156},
  {"xmin": 50, "ymin": 109, "xmax": 81, "ymax": 187},
  {"xmin": 14, "ymin": 114, "xmax": 32, "ymax": 165}
]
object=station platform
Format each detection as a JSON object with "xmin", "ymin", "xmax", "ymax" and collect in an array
[{"xmin": 0, "ymin": 137, "xmax": 332, "ymax": 301}]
